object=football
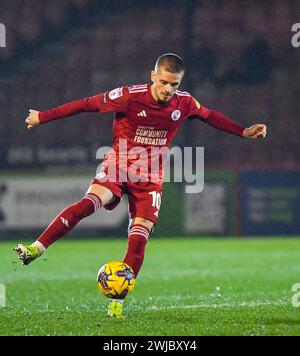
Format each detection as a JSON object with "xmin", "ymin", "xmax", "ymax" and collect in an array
[{"xmin": 97, "ymin": 261, "xmax": 136, "ymax": 299}]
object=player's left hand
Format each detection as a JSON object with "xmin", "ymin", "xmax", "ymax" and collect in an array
[{"xmin": 243, "ymin": 124, "xmax": 267, "ymax": 139}]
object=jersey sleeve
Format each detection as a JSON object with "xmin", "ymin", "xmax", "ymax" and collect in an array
[
  {"xmin": 186, "ymin": 96, "xmax": 245, "ymax": 137},
  {"xmin": 39, "ymin": 96, "xmax": 101, "ymax": 123},
  {"xmin": 186, "ymin": 96, "xmax": 211, "ymax": 120},
  {"xmin": 38, "ymin": 86, "xmax": 130, "ymax": 124},
  {"xmin": 95, "ymin": 86, "xmax": 130, "ymax": 114}
]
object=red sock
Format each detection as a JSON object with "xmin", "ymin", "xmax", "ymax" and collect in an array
[
  {"xmin": 123, "ymin": 224, "xmax": 150, "ymax": 277},
  {"xmin": 37, "ymin": 193, "xmax": 102, "ymax": 249}
]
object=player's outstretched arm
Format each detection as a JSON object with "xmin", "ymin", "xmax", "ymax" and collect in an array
[
  {"xmin": 25, "ymin": 109, "xmax": 40, "ymax": 129},
  {"xmin": 26, "ymin": 95, "xmax": 103, "ymax": 128},
  {"xmin": 242, "ymin": 124, "xmax": 267, "ymax": 139},
  {"xmin": 26, "ymin": 87, "xmax": 130, "ymax": 128},
  {"xmin": 196, "ymin": 106, "xmax": 267, "ymax": 140}
]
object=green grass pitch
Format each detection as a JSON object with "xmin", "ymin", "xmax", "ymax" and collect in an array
[{"xmin": 0, "ymin": 237, "xmax": 300, "ymax": 336}]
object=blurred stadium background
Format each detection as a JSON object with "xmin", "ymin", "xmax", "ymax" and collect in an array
[{"xmin": 0, "ymin": 0, "xmax": 300, "ymax": 239}]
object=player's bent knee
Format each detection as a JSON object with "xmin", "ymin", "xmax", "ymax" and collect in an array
[{"xmin": 86, "ymin": 184, "xmax": 115, "ymax": 207}]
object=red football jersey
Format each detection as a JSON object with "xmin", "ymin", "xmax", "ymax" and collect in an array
[
  {"xmin": 39, "ymin": 83, "xmax": 244, "ymax": 184},
  {"xmin": 93, "ymin": 83, "xmax": 209, "ymax": 184}
]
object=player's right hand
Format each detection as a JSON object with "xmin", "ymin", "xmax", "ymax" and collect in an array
[{"xmin": 25, "ymin": 109, "xmax": 40, "ymax": 129}]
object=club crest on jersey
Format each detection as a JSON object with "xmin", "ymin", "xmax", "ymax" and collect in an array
[
  {"xmin": 108, "ymin": 87, "xmax": 123, "ymax": 100},
  {"xmin": 171, "ymin": 110, "xmax": 181, "ymax": 121}
]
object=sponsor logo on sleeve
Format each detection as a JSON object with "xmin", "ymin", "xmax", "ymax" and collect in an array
[
  {"xmin": 194, "ymin": 98, "xmax": 201, "ymax": 109},
  {"xmin": 108, "ymin": 87, "xmax": 123, "ymax": 100}
]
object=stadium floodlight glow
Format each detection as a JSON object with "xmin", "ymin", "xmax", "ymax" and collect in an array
[
  {"xmin": 0, "ymin": 284, "xmax": 6, "ymax": 307},
  {"xmin": 0, "ymin": 23, "xmax": 6, "ymax": 48}
]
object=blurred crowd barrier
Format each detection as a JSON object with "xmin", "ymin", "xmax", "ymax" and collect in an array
[{"xmin": 0, "ymin": 170, "xmax": 299, "ymax": 238}]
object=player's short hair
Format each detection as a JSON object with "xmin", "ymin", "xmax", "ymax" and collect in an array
[{"xmin": 154, "ymin": 53, "xmax": 185, "ymax": 74}]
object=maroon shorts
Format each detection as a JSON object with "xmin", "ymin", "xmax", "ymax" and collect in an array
[{"xmin": 90, "ymin": 177, "xmax": 163, "ymax": 224}]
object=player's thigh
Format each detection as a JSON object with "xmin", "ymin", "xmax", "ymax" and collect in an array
[{"xmin": 86, "ymin": 184, "xmax": 116, "ymax": 206}]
